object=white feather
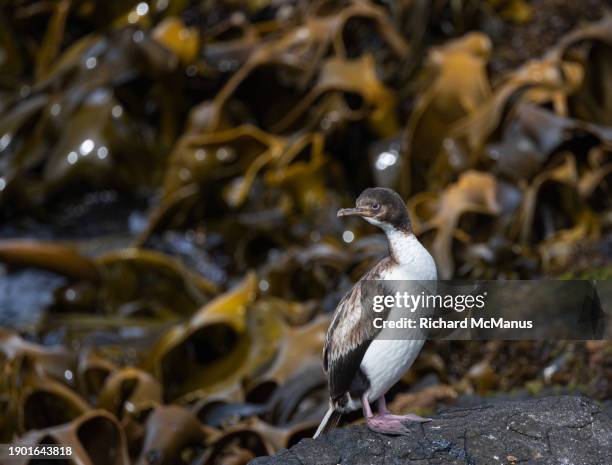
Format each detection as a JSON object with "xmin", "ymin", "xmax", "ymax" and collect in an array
[{"xmin": 358, "ymin": 225, "xmax": 437, "ymax": 404}]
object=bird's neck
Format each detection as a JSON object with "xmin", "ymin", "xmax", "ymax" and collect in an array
[
  {"xmin": 363, "ymin": 216, "xmax": 433, "ymax": 269},
  {"xmin": 383, "ymin": 226, "xmax": 426, "ymax": 266}
]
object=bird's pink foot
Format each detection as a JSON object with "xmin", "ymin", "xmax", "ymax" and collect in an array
[{"xmin": 366, "ymin": 413, "xmax": 432, "ymax": 435}]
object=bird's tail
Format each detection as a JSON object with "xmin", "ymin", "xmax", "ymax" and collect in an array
[{"xmin": 313, "ymin": 406, "xmax": 341, "ymax": 438}]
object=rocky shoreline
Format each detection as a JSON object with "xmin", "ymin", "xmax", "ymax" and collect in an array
[{"xmin": 250, "ymin": 396, "xmax": 612, "ymax": 465}]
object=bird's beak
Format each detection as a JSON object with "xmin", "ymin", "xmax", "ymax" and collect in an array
[{"xmin": 337, "ymin": 207, "xmax": 370, "ymax": 218}]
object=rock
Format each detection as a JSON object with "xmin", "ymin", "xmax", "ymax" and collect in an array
[{"xmin": 250, "ymin": 396, "xmax": 612, "ymax": 465}]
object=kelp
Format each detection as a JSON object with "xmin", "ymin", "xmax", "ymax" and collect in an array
[
  {"xmin": 0, "ymin": 23, "xmax": 178, "ymax": 212},
  {"xmin": 2, "ymin": 1, "xmax": 612, "ymax": 464},
  {"xmin": 409, "ymin": 171, "xmax": 505, "ymax": 279},
  {"xmin": 96, "ymin": 248, "xmax": 218, "ymax": 317},
  {"xmin": 145, "ymin": 273, "xmax": 279, "ymax": 402},
  {"xmin": 97, "ymin": 367, "xmax": 162, "ymax": 419},
  {"xmin": 161, "ymin": 125, "xmax": 286, "ymax": 208},
  {"xmin": 12, "ymin": 410, "xmax": 130, "ymax": 465},
  {"xmin": 402, "ymin": 32, "xmax": 492, "ymax": 193},
  {"xmin": 187, "ymin": 0, "xmax": 408, "ymax": 134},
  {"xmin": 0, "ymin": 330, "xmax": 83, "ymax": 438},
  {"xmin": 134, "ymin": 405, "xmax": 209, "ymax": 465},
  {"xmin": 0, "ymin": 242, "xmax": 218, "ymax": 333},
  {"xmin": 0, "ymin": 239, "xmax": 100, "ymax": 282},
  {"xmin": 398, "ymin": 14, "xmax": 612, "ymax": 278},
  {"xmin": 152, "ymin": 17, "xmax": 200, "ymax": 64}
]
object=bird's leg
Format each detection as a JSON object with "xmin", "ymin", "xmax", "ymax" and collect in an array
[
  {"xmin": 377, "ymin": 396, "xmax": 389, "ymax": 414},
  {"xmin": 362, "ymin": 394, "xmax": 374, "ymax": 418},
  {"xmin": 363, "ymin": 394, "xmax": 432, "ymax": 435}
]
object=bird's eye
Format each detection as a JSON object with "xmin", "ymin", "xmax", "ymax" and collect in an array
[{"xmin": 372, "ymin": 203, "xmax": 380, "ymax": 210}]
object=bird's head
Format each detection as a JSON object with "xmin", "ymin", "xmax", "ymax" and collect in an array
[{"xmin": 337, "ymin": 187, "xmax": 411, "ymax": 233}]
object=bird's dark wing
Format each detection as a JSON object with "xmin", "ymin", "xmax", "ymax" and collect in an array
[{"xmin": 322, "ymin": 259, "xmax": 392, "ymax": 406}]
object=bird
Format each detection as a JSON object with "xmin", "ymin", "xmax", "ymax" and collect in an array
[{"xmin": 314, "ymin": 187, "xmax": 437, "ymax": 437}]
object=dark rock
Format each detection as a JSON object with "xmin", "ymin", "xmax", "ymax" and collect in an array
[{"xmin": 250, "ymin": 396, "xmax": 612, "ymax": 465}]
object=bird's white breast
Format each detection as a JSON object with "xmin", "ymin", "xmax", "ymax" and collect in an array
[
  {"xmin": 359, "ymin": 228, "xmax": 436, "ymax": 402},
  {"xmin": 360, "ymin": 337, "xmax": 424, "ymax": 402}
]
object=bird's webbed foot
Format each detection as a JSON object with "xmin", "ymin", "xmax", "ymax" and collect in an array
[
  {"xmin": 362, "ymin": 395, "xmax": 431, "ymax": 435},
  {"xmin": 365, "ymin": 413, "xmax": 431, "ymax": 435}
]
